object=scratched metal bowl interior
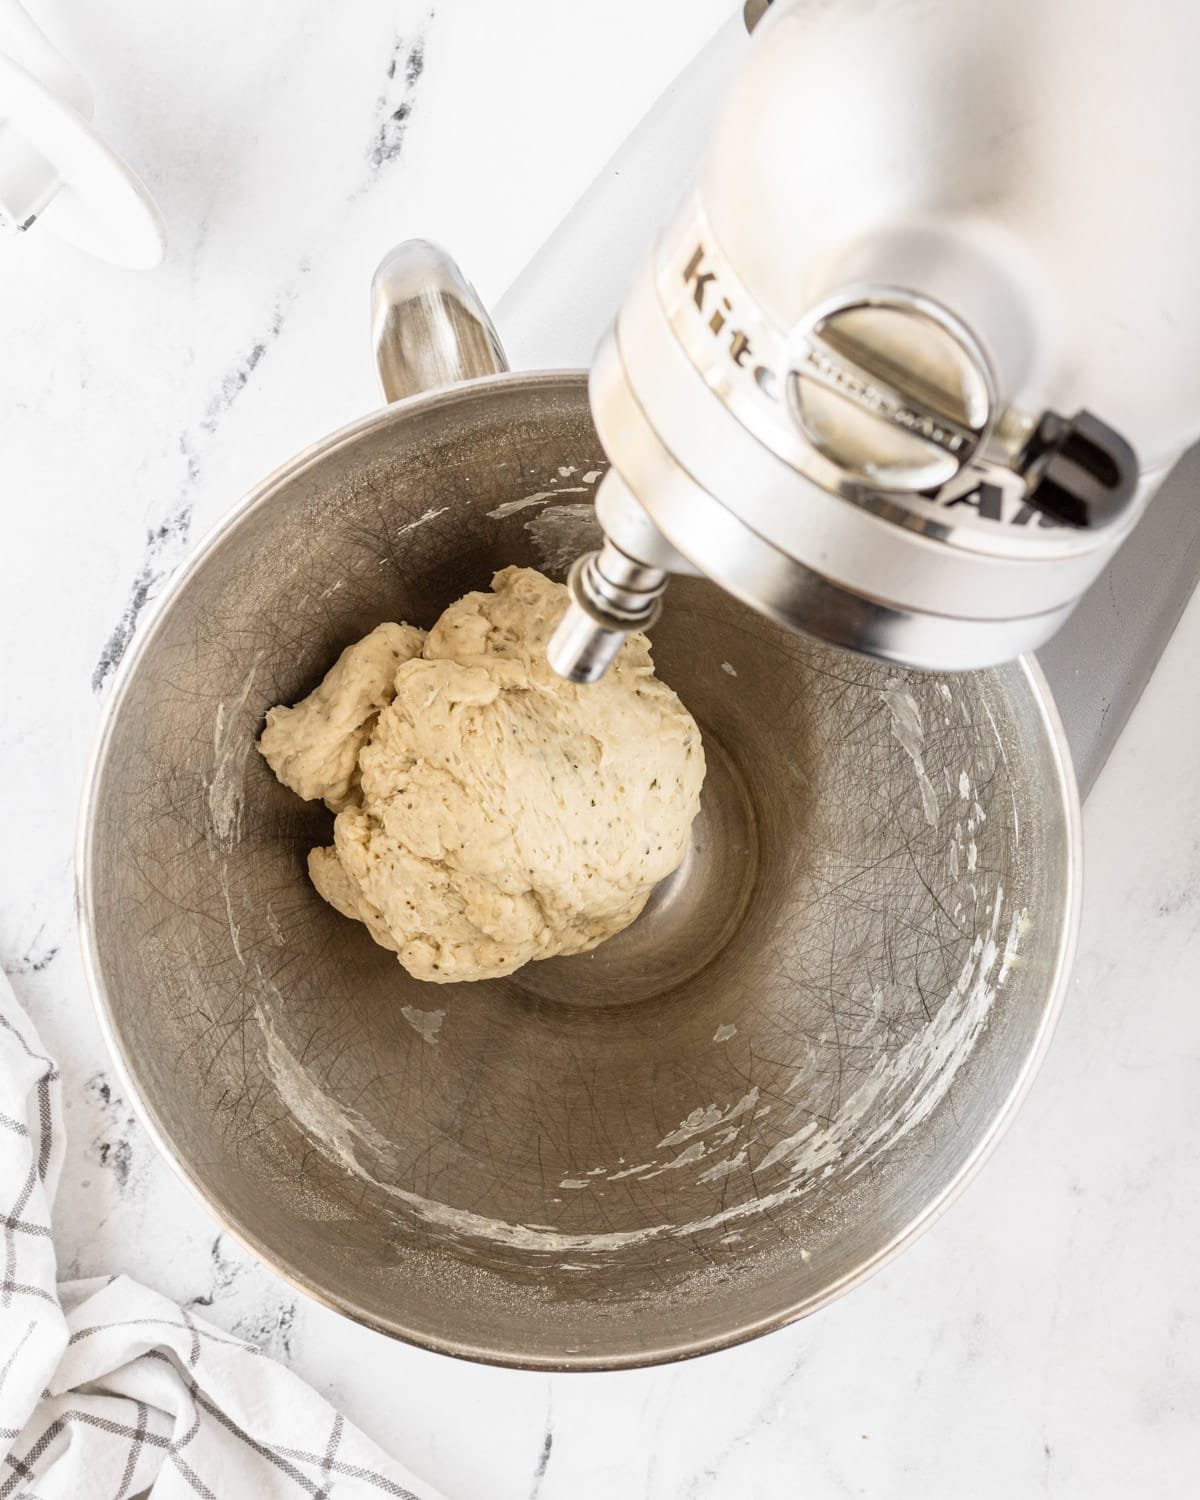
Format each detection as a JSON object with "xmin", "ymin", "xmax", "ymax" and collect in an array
[{"xmin": 81, "ymin": 373, "xmax": 1077, "ymax": 1369}]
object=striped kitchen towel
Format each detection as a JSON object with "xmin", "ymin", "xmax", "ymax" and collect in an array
[{"xmin": 0, "ymin": 972, "xmax": 446, "ymax": 1499}]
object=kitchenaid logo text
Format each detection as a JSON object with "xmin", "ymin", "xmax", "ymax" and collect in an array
[
  {"xmin": 682, "ymin": 245, "xmax": 777, "ymax": 394},
  {"xmin": 939, "ymin": 477, "xmax": 1063, "ymax": 528},
  {"xmin": 679, "ymin": 243, "xmax": 1060, "ymax": 528},
  {"xmin": 797, "ymin": 346, "xmax": 967, "ymax": 456}
]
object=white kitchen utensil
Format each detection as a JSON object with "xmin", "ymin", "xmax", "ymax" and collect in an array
[{"xmin": 0, "ymin": 0, "xmax": 163, "ymax": 266}]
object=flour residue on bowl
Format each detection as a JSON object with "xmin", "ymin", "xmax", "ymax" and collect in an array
[
  {"xmin": 486, "ymin": 465, "xmax": 602, "ymax": 521},
  {"xmin": 257, "ymin": 1004, "xmax": 681, "ymax": 1252},
  {"xmin": 217, "ymin": 863, "xmax": 245, "ymax": 967},
  {"xmin": 524, "ymin": 503, "xmax": 601, "ymax": 575},
  {"xmin": 486, "ymin": 489, "xmax": 589, "ymax": 519},
  {"xmin": 400, "ymin": 1005, "xmax": 444, "ymax": 1044},
  {"xmin": 759, "ymin": 895, "xmax": 1013, "ymax": 1180},
  {"xmin": 879, "ymin": 680, "xmax": 940, "ymax": 827},
  {"xmin": 396, "ymin": 505, "xmax": 448, "ymax": 535},
  {"xmin": 657, "ymin": 1089, "xmax": 759, "ymax": 1148},
  {"xmin": 485, "ymin": 468, "xmax": 604, "ymax": 576},
  {"xmin": 258, "ymin": 888, "xmax": 1024, "ymax": 1256},
  {"xmin": 208, "ymin": 651, "xmax": 264, "ymax": 852}
]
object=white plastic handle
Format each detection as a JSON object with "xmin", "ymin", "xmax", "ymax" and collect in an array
[
  {"xmin": 0, "ymin": 0, "xmax": 163, "ymax": 266},
  {"xmin": 0, "ymin": 0, "xmax": 90, "ymax": 111}
]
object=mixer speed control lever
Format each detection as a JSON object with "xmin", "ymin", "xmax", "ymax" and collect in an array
[{"xmin": 1015, "ymin": 410, "xmax": 1139, "ymax": 529}]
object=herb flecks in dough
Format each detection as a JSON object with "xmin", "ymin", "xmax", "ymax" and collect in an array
[{"xmin": 259, "ymin": 567, "xmax": 705, "ymax": 983}]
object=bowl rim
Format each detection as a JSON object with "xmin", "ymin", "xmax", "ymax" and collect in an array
[{"xmin": 76, "ymin": 372, "xmax": 1083, "ymax": 1371}]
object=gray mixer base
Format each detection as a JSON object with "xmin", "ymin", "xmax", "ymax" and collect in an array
[{"xmin": 1038, "ymin": 442, "xmax": 1200, "ymax": 796}]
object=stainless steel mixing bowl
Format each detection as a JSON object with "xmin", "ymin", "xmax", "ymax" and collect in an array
[{"xmin": 79, "ymin": 246, "xmax": 1080, "ymax": 1369}]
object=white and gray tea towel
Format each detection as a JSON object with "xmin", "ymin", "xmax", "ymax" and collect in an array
[{"xmin": 0, "ymin": 973, "xmax": 447, "ymax": 1499}]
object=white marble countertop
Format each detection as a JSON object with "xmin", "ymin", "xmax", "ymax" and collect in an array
[{"xmin": 2, "ymin": 2, "xmax": 1198, "ymax": 1494}]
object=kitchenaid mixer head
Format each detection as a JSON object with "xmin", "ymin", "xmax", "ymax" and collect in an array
[
  {"xmin": 549, "ymin": 0, "xmax": 1200, "ymax": 682},
  {"xmin": 548, "ymin": 281, "xmax": 1140, "ymax": 680}
]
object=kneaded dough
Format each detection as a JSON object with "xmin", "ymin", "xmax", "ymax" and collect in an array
[{"xmin": 259, "ymin": 566, "xmax": 705, "ymax": 983}]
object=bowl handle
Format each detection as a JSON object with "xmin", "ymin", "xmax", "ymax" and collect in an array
[{"xmin": 370, "ymin": 239, "xmax": 508, "ymax": 403}]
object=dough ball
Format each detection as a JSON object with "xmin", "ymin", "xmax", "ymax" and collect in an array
[{"xmin": 260, "ymin": 567, "xmax": 705, "ymax": 983}]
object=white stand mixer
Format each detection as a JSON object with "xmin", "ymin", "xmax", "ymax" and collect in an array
[{"xmin": 536, "ymin": 1, "xmax": 1200, "ymax": 716}]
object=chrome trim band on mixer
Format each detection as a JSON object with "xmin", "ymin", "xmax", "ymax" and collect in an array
[
  {"xmin": 548, "ymin": 189, "xmax": 1145, "ymax": 679},
  {"xmin": 653, "ymin": 194, "xmax": 1141, "ymax": 560},
  {"xmin": 586, "ymin": 330, "xmax": 1076, "ymax": 671}
]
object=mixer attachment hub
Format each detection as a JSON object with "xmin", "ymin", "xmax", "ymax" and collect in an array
[{"xmin": 548, "ymin": 542, "xmax": 669, "ymax": 684}]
